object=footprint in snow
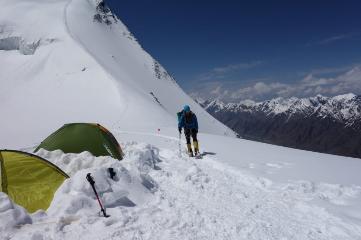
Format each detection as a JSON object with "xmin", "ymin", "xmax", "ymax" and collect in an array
[{"xmin": 185, "ymin": 165, "xmax": 210, "ymax": 187}]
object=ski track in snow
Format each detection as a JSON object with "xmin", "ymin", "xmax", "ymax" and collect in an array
[{"xmin": 3, "ymin": 138, "xmax": 361, "ymax": 240}]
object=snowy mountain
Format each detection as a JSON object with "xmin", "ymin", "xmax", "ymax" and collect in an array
[
  {"xmin": 0, "ymin": 0, "xmax": 234, "ymax": 149},
  {"xmin": 1, "ymin": 0, "xmax": 361, "ymax": 239},
  {"xmin": 200, "ymin": 93, "xmax": 361, "ymax": 158}
]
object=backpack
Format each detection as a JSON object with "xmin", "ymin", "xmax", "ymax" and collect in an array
[{"xmin": 177, "ymin": 110, "xmax": 183, "ymax": 123}]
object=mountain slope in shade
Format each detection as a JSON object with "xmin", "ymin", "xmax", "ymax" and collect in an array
[
  {"xmin": 201, "ymin": 93, "xmax": 361, "ymax": 158},
  {"xmin": 0, "ymin": 0, "xmax": 234, "ymax": 149}
]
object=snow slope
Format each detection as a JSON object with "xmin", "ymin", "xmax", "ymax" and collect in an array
[
  {"xmin": 0, "ymin": 0, "xmax": 233, "ymax": 149},
  {"xmin": 1, "ymin": 0, "xmax": 361, "ymax": 239},
  {"xmin": 2, "ymin": 134, "xmax": 361, "ymax": 239}
]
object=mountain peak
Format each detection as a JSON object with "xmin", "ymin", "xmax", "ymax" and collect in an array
[
  {"xmin": 201, "ymin": 93, "xmax": 361, "ymax": 159},
  {"xmin": 0, "ymin": 0, "xmax": 235, "ymax": 148},
  {"xmin": 201, "ymin": 93, "xmax": 361, "ymax": 124},
  {"xmin": 331, "ymin": 93, "xmax": 356, "ymax": 101}
]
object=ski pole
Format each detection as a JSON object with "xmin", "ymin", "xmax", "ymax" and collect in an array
[
  {"xmin": 178, "ymin": 132, "xmax": 182, "ymax": 157},
  {"xmin": 86, "ymin": 173, "xmax": 110, "ymax": 218}
]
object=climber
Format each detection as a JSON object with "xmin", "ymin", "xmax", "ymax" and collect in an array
[{"xmin": 177, "ymin": 105, "xmax": 199, "ymax": 157}]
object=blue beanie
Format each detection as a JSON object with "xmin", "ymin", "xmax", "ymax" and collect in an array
[{"xmin": 183, "ymin": 105, "xmax": 190, "ymax": 112}]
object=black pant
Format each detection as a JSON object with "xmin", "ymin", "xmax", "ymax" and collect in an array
[{"xmin": 184, "ymin": 128, "xmax": 198, "ymax": 144}]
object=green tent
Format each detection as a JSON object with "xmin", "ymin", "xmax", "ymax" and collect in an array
[
  {"xmin": 34, "ymin": 123, "xmax": 123, "ymax": 160},
  {"xmin": 0, "ymin": 150, "xmax": 69, "ymax": 213}
]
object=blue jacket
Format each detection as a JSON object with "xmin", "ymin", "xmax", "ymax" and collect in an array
[{"xmin": 178, "ymin": 111, "xmax": 198, "ymax": 130}]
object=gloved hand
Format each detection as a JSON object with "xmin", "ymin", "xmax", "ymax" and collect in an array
[{"xmin": 178, "ymin": 127, "xmax": 182, "ymax": 134}]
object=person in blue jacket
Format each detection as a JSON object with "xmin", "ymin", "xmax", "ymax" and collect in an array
[{"xmin": 178, "ymin": 105, "xmax": 199, "ymax": 156}]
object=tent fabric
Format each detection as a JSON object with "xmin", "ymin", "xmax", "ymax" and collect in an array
[
  {"xmin": 0, "ymin": 150, "xmax": 69, "ymax": 213},
  {"xmin": 34, "ymin": 123, "xmax": 123, "ymax": 160}
]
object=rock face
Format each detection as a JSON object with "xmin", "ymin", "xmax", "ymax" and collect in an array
[{"xmin": 200, "ymin": 94, "xmax": 361, "ymax": 158}]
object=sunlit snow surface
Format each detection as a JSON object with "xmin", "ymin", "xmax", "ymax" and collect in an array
[
  {"xmin": 2, "ymin": 134, "xmax": 361, "ymax": 239},
  {"xmin": 1, "ymin": 0, "xmax": 361, "ymax": 239},
  {"xmin": 0, "ymin": 0, "xmax": 233, "ymax": 149}
]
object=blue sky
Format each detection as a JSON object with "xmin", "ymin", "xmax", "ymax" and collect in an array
[{"xmin": 107, "ymin": 0, "xmax": 361, "ymax": 101}]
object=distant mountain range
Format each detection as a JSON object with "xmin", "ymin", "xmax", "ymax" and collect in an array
[{"xmin": 198, "ymin": 93, "xmax": 361, "ymax": 158}]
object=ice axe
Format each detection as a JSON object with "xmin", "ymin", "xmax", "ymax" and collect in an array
[{"xmin": 86, "ymin": 173, "xmax": 110, "ymax": 218}]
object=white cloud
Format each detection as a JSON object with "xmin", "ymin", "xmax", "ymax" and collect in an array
[
  {"xmin": 229, "ymin": 82, "xmax": 289, "ymax": 100},
  {"xmin": 197, "ymin": 61, "xmax": 263, "ymax": 81},
  {"xmin": 190, "ymin": 65, "xmax": 361, "ymax": 102},
  {"xmin": 307, "ymin": 33, "xmax": 358, "ymax": 46},
  {"xmin": 318, "ymin": 34, "xmax": 351, "ymax": 44},
  {"xmin": 210, "ymin": 86, "xmax": 222, "ymax": 95},
  {"xmin": 308, "ymin": 65, "xmax": 356, "ymax": 75},
  {"xmin": 212, "ymin": 61, "xmax": 263, "ymax": 73}
]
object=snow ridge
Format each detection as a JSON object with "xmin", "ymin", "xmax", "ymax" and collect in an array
[{"xmin": 202, "ymin": 93, "xmax": 361, "ymax": 127}]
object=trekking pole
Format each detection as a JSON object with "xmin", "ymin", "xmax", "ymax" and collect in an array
[
  {"xmin": 178, "ymin": 132, "xmax": 182, "ymax": 158},
  {"xmin": 86, "ymin": 173, "xmax": 110, "ymax": 218}
]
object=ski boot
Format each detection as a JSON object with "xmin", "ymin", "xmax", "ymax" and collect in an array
[{"xmin": 187, "ymin": 143, "xmax": 194, "ymax": 157}]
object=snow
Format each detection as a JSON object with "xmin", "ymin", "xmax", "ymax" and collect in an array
[
  {"xmin": 1, "ymin": 0, "xmax": 361, "ymax": 239},
  {"xmin": 2, "ymin": 136, "xmax": 361, "ymax": 239},
  {"xmin": 332, "ymin": 93, "xmax": 356, "ymax": 101},
  {"xmin": 0, "ymin": 193, "xmax": 32, "ymax": 234},
  {"xmin": 0, "ymin": 0, "xmax": 233, "ymax": 149},
  {"xmin": 0, "ymin": 36, "xmax": 40, "ymax": 55},
  {"xmin": 239, "ymin": 99, "xmax": 256, "ymax": 107},
  {"xmin": 204, "ymin": 93, "xmax": 361, "ymax": 125}
]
